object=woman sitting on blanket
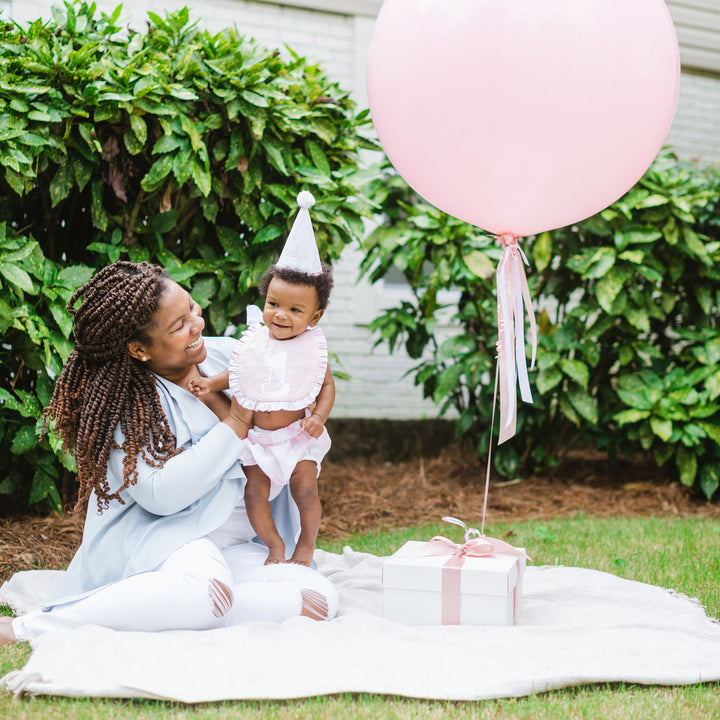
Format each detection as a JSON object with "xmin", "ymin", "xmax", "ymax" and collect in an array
[{"xmin": 0, "ymin": 257, "xmax": 338, "ymax": 648}]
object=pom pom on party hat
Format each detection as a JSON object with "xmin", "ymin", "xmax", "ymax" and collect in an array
[{"xmin": 276, "ymin": 191, "xmax": 322, "ymax": 275}]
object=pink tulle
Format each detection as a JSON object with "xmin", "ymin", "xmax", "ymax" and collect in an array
[{"xmin": 239, "ymin": 415, "xmax": 331, "ymax": 486}]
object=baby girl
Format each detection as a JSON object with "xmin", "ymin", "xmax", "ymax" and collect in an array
[{"xmin": 189, "ymin": 192, "xmax": 334, "ymax": 566}]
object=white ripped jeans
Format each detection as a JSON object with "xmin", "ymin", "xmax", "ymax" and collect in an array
[{"xmin": 12, "ymin": 538, "xmax": 338, "ymax": 642}]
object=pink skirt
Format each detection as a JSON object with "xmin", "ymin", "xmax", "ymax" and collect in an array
[{"xmin": 239, "ymin": 416, "xmax": 331, "ymax": 486}]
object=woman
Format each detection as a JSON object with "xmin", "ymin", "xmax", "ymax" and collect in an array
[{"xmin": 0, "ymin": 261, "xmax": 337, "ymax": 647}]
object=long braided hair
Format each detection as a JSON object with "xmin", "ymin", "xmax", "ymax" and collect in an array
[{"xmin": 45, "ymin": 261, "xmax": 183, "ymax": 512}]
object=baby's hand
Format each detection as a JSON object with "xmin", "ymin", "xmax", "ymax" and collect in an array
[
  {"xmin": 301, "ymin": 413, "xmax": 324, "ymax": 438},
  {"xmin": 187, "ymin": 377, "xmax": 212, "ymax": 397}
]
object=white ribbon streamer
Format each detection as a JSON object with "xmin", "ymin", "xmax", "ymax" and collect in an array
[{"xmin": 495, "ymin": 234, "xmax": 537, "ymax": 444}]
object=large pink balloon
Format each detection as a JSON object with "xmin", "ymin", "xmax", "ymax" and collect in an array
[{"xmin": 367, "ymin": 0, "xmax": 680, "ymax": 237}]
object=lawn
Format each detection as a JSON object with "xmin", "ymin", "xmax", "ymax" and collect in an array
[{"xmin": 1, "ymin": 516, "xmax": 718, "ymax": 719}]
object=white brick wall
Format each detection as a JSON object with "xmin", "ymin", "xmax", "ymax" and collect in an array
[
  {"xmin": 667, "ymin": 0, "xmax": 720, "ymax": 74},
  {"xmin": 322, "ymin": 247, "xmax": 457, "ymax": 419},
  {"xmin": 666, "ymin": 71, "xmax": 720, "ymax": 165},
  {"xmin": 252, "ymin": 0, "xmax": 382, "ymax": 15}
]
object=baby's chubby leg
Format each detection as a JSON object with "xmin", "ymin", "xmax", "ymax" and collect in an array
[
  {"xmin": 243, "ymin": 465, "xmax": 286, "ymax": 564},
  {"xmin": 289, "ymin": 460, "xmax": 321, "ymax": 566}
]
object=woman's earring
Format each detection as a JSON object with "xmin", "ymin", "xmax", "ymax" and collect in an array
[{"xmin": 142, "ymin": 356, "xmax": 148, "ymax": 362}]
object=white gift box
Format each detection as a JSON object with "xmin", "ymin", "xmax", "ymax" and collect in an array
[{"xmin": 382, "ymin": 540, "xmax": 525, "ymax": 626}]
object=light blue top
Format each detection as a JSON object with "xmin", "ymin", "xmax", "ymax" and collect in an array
[{"xmin": 45, "ymin": 337, "xmax": 301, "ymax": 609}]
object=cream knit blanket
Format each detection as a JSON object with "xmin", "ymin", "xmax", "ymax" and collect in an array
[{"xmin": 1, "ymin": 548, "xmax": 718, "ymax": 701}]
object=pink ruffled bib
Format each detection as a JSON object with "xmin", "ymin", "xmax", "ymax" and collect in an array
[{"xmin": 227, "ymin": 324, "xmax": 327, "ymax": 412}]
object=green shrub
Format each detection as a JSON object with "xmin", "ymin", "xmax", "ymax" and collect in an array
[
  {"xmin": 0, "ymin": 225, "xmax": 81, "ymax": 511},
  {"xmin": 0, "ymin": 1, "xmax": 374, "ymax": 513},
  {"xmin": 361, "ymin": 154, "xmax": 720, "ymax": 499}
]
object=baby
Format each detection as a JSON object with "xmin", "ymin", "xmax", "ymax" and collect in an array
[{"xmin": 189, "ymin": 192, "xmax": 334, "ymax": 566}]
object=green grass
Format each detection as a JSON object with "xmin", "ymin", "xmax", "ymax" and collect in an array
[{"xmin": 1, "ymin": 516, "xmax": 718, "ymax": 719}]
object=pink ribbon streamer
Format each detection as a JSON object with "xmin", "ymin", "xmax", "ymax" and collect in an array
[
  {"xmin": 496, "ymin": 234, "xmax": 537, "ymax": 444},
  {"xmin": 427, "ymin": 516, "xmax": 530, "ymax": 624}
]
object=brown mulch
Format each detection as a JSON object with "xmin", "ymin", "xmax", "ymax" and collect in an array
[
  {"xmin": 319, "ymin": 447, "xmax": 720, "ymax": 536},
  {"xmin": 0, "ymin": 515, "xmax": 84, "ymax": 586},
  {"xmin": 1, "ymin": 446, "xmax": 718, "ymax": 585}
]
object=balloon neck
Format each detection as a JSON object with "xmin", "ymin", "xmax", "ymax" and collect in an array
[{"xmin": 499, "ymin": 233, "xmax": 518, "ymax": 249}]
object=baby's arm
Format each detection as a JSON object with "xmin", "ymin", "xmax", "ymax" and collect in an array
[
  {"xmin": 187, "ymin": 369, "xmax": 230, "ymax": 397},
  {"xmin": 301, "ymin": 366, "xmax": 335, "ymax": 438}
]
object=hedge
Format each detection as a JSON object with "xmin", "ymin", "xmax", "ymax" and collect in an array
[
  {"xmin": 0, "ymin": 1, "xmax": 375, "ymax": 512},
  {"xmin": 360, "ymin": 154, "xmax": 720, "ymax": 500}
]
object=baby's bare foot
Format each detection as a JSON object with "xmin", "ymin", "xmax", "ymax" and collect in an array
[
  {"xmin": 265, "ymin": 545, "xmax": 286, "ymax": 565},
  {"xmin": 290, "ymin": 541, "xmax": 315, "ymax": 567}
]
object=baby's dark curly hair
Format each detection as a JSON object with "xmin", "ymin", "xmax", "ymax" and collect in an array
[
  {"xmin": 44, "ymin": 261, "xmax": 182, "ymax": 513},
  {"xmin": 258, "ymin": 262, "xmax": 334, "ymax": 310}
]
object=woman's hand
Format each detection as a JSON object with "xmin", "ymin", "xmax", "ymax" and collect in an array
[{"xmin": 223, "ymin": 397, "xmax": 253, "ymax": 439}]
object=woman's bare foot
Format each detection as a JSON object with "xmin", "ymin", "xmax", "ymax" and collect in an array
[
  {"xmin": 290, "ymin": 541, "xmax": 315, "ymax": 567},
  {"xmin": 300, "ymin": 589, "xmax": 328, "ymax": 621},
  {"xmin": 264, "ymin": 544, "xmax": 286, "ymax": 565},
  {"xmin": 0, "ymin": 616, "xmax": 16, "ymax": 647}
]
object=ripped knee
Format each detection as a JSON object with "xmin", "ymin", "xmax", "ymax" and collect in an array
[
  {"xmin": 301, "ymin": 588, "xmax": 329, "ymax": 621},
  {"xmin": 208, "ymin": 578, "xmax": 233, "ymax": 618}
]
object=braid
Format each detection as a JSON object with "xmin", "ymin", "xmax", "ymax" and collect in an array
[{"xmin": 45, "ymin": 261, "xmax": 182, "ymax": 513}]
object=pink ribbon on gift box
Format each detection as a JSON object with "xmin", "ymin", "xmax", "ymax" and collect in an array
[{"xmin": 426, "ymin": 517, "xmax": 530, "ymax": 625}]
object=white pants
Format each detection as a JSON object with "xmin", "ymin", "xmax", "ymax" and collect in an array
[{"xmin": 12, "ymin": 538, "xmax": 338, "ymax": 642}]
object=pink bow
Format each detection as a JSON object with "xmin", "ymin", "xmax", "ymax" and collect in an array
[
  {"xmin": 426, "ymin": 517, "xmax": 529, "ymax": 624},
  {"xmin": 427, "ymin": 534, "xmax": 529, "ymax": 562},
  {"xmin": 427, "ymin": 516, "xmax": 530, "ymax": 564}
]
